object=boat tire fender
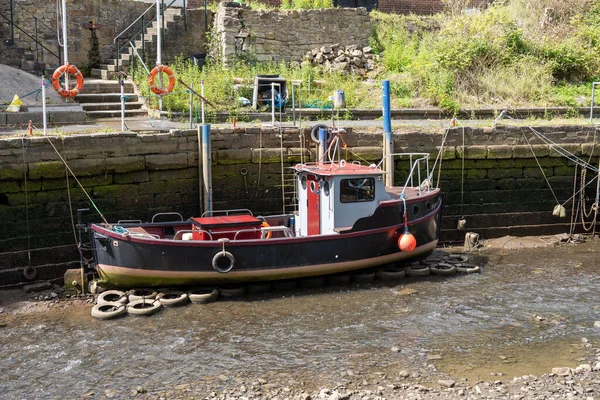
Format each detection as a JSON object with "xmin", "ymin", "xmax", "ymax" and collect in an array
[
  {"xmin": 430, "ymin": 263, "xmax": 457, "ymax": 276},
  {"xmin": 91, "ymin": 301, "xmax": 126, "ymax": 320},
  {"xmin": 97, "ymin": 290, "xmax": 128, "ymax": 305},
  {"xmin": 127, "ymin": 288, "xmax": 158, "ymax": 302},
  {"xmin": 188, "ymin": 288, "xmax": 219, "ymax": 303},
  {"xmin": 157, "ymin": 290, "xmax": 189, "ymax": 307},
  {"xmin": 212, "ymin": 251, "xmax": 235, "ymax": 274},
  {"xmin": 456, "ymin": 264, "xmax": 481, "ymax": 274},
  {"xmin": 127, "ymin": 299, "xmax": 162, "ymax": 316},
  {"xmin": 376, "ymin": 266, "xmax": 406, "ymax": 281},
  {"xmin": 23, "ymin": 265, "xmax": 37, "ymax": 281},
  {"xmin": 405, "ymin": 266, "xmax": 431, "ymax": 277}
]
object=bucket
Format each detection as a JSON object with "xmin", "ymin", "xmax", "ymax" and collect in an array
[{"xmin": 333, "ymin": 90, "xmax": 345, "ymax": 108}]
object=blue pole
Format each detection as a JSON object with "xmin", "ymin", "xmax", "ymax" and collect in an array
[
  {"xmin": 382, "ymin": 80, "xmax": 394, "ymax": 186},
  {"xmin": 382, "ymin": 80, "xmax": 392, "ymax": 134},
  {"xmin": 201, "ymin": 124, "xmax": 212, "ymax": 213},
  {"xmin": 318, "ymin": 127, "xmax": 328, "ymax": 162}
]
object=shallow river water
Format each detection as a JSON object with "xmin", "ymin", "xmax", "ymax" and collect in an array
[{"xmin": 2, "ymin": 242, "xmax": 600, "ymax": 399}]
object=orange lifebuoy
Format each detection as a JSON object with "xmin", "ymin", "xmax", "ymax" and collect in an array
[
  {"xmin": 52, "ymin": 64, "xmax": 84, "ymax": 98},
  {"xmin": 261, "ymin": 220, "xmax": 272, "ymax": 239},
  {"xmin": 148, "ymin": 64, "xmax": 176, "ymax": 95}
]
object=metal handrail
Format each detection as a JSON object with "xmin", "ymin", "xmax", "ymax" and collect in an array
[
  {"xmin": 151, "ymin": 212, "xmax": 184, "ymax": 223},
  {"xmin": 233, "ymin": 226, "xmax": 293, "ymax": 240},
  {"xmin": 0, "ymin": 12, "xmax": 60, "ymax": 65},
  {"xmin": 113, "ymin": 0, "xmax": 185, "ymax": 72}
]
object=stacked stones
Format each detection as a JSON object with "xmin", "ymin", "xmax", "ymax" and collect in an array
[{"xmin": 302, "ymin": 44, "xmax": 379, "ymax": 75}]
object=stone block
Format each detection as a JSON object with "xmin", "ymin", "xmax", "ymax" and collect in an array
[
  {"xmin": 513, "ymin": 158, "xmax": 567, "ymax": 168},
  {"xmin": 69, "ymin": 158, "xmax": 106, "ymax": 177},
  {"xmin": 513, "ymin": 145, "xmax": 549, "ymax": 158},
  {"xmin": 0, "ymin": 113, "xmax": 7, "ymax": 125},
  {"xmin": 113, "ymin": 171, "xmax": 149, "ymax": 184},
  {"xmin": 149, "ymin": 169, "xmax": 197, "ymax": 181},
  {"xmin": 487, "ymin": 168, "xmax": 523, "ymax": 179},
  {"xmin": 496, "ymin": 178, "xmax": 516, "ymax": 190},
  {"xmin": 459, "ymin": 145, "xmax": 487, "ymax": 159},
  {"xmin": 466, "ymin": 169, "xmax": 487, "ymax": 179},
  {"xmin": 216, "ymin": 149, "xmax": 252, "ymax": 165},
  {"xmin": 523, "ymin": 167, "xmax": 553, "ymax": 178},
  {"xmin": 348, "ymin": 146, "xmax": 382, "ymax": 161},
  {"xmin": 487, "ymin": 145, "xmax": 512, "ymax": 159},
  {"xmin": 439, "ymin": 146, "xmax": 456, "ymax": 160},
  {"xmin": 28, "ymin": 161, "xmax": 65, "ymax": 179},
  {"xmin": 153, "ymin": 192, "xmax": 182, "ymax": 207},
  {"xmin": 475, "ymin": 159, "xmax": 514, "ymax": 169},
  {"xmin": 581, "ymin": 143, "xmax": 600, "ymax": 156},
  {"xmin": 0, "ymin": 164, "xmax": 22, "ymax": 180},
  {"xmin": 0, "ymin": 181, "xmax": 21, "ymax": 194},
  {"xmin": 106, "ymin": 156, "xmax": 145, "ymax": 173},
  {"xmin": 145, "ymin": 153, "xmax": 188, "ymax": 170},
  {"xmin": 553, "ymin": 165, "xmax": 576, "ymax": 176},
  {"xmin": 549, "ymin": 143, "xmax": 581, "ymax": 157},
  {"xmin": 92, "ymin": 184, "xmax": 139, "ymax": 198}
]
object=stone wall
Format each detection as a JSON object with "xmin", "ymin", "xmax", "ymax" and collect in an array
[
  {"xmin": 0, "ymin": 0, "xmax": 196, "ymax": 69},
  {"xmin": 214, "ymin": 3, "xmax": 372, "ymax": 64},
  {"xmin": 0, "ymin": 125, "xmax": 597, "ymax": 288}
]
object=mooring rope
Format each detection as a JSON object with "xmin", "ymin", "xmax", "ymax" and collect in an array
[
  {"xmin": 521, "ymin": 129, "xmax": 561, "ymax": 206},
  {"xmin": 41, "ymin": 134, "xmax": 109, "ymax": 225}
]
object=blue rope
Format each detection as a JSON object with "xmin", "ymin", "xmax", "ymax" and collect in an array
[{"xmin": 112, "ymin": 226, "xmax": 129, "ymax": 235}]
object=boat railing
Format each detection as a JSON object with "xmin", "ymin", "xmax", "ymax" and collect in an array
[
  {"xmin": 201, "ymin": 209, "xmax": 254, "ymax": 217},
  {"xmin": 233, "ymin": 226, "xmax": 294, "ymax": 240},
  {"xmin": 151, "ymin": 212, "xmax": 184, "ymax": 223},
  {"xmin": 173, "ymin": 229, "xmax": 213, "ymax": 240},
  {"xmin": 376, "ymin": 153, "xmax": 431, "ymax": 195}
]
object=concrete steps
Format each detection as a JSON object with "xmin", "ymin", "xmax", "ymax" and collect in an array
[{"xmin": 74, "ymin": 79, "xmax": 146, "ymax": 119}]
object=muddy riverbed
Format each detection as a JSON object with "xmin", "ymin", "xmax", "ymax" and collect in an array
[{"xmin": 1, "ymin": 240, "xmax": 600, "ymax": 400}]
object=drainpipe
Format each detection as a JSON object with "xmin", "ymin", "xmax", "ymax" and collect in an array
[{"xmin": 382, "ymin": 80, "xmax": 394, "ymax": 187}]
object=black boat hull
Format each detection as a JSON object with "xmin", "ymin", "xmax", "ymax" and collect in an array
[{"xmin": 92, "ymin": 195, "xmax": 443, "ymax": 287}]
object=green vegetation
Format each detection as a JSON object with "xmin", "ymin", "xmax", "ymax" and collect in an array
[
  {"xmin": 281, "ymin": 0, "xmax": 333, "ymax": 9},
  {"xmin": 134, "ymin": 0, "xmax": 600, "ymax": 115}
]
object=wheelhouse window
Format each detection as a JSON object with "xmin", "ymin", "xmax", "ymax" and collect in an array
[{"xmin": 340, "ymin": 178, "xmax": 375, "ymax": 203}]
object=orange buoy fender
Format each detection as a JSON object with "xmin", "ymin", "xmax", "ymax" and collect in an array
[
  {"xmin": 398, "ymin": 230, "xmax": 417, "ymax": 252},
  {"xmin": 52, "ymin": 64, "xmax": 84, "ymax": 98},
  {"xmin": 148, "ymin": 64, "xmax": 176, "ymax": 95}
]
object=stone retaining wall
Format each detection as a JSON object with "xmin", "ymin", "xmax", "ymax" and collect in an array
[
  {"xmin": 0, "ymin": 0, "xmax": 208, "ymax": 68},
  {"xmin": 214, "ymin": 3, "xmax": 372, "ymax": 64},
  {"xmin": 0, "ymin": 125, "xmax": 596, "ymax": 288}
]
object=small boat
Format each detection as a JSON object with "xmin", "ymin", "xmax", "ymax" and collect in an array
[{"xmin": 90, "ymin": 128, "xmax": 444, "ymax": 287}]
